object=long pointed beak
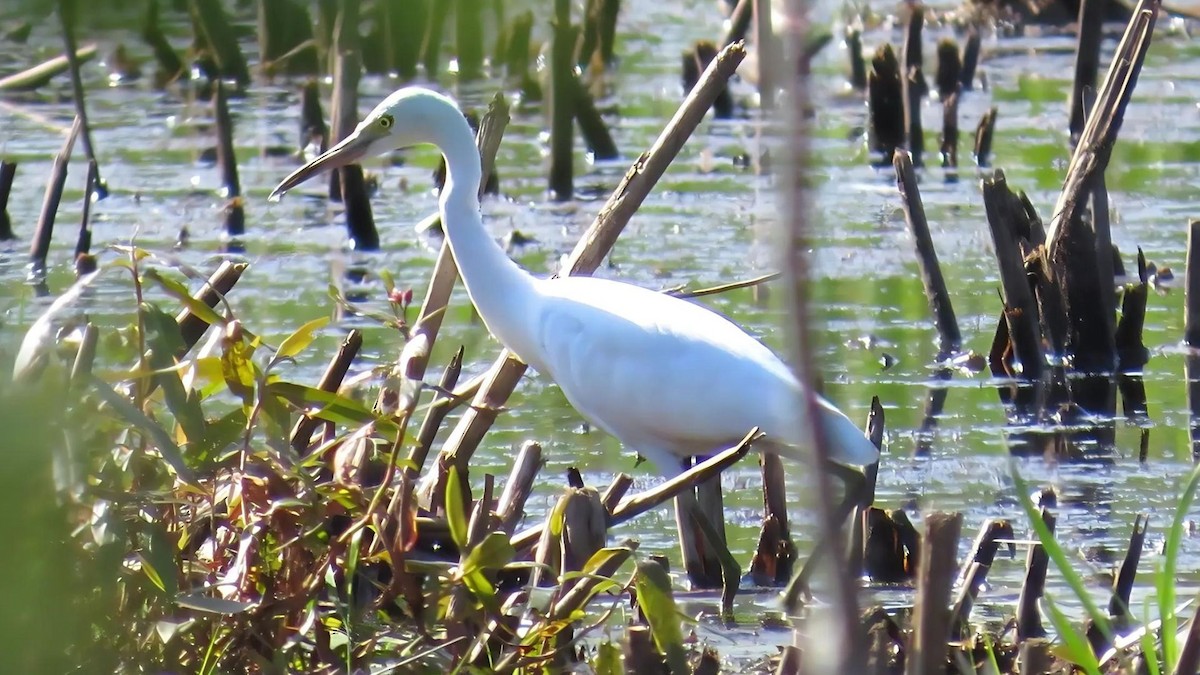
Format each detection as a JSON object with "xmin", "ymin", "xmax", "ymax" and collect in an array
[{"xmin": 268, "ymin": 130, "xmax": 375, "ymax": 202}]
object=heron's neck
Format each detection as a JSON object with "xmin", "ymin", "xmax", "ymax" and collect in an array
[{"xmin": 434, "ymin": 112, "xmax": 538, "ymax": 357}]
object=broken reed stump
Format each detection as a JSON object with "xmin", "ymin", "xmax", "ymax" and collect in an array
[
  {"xmin": 363, "ymin": 0, "xmax": 425, "ymax": 79},
  {"xmin": 949, "ymin": 518, "xmax": 1015, "ymax": 637},
  {"xmin": 213, "ymin": 80, "xmax": 244, "ymax": 236},
  {"xmin": 894, "ymin": 151, "xmax": 961, "ymax": 357},
  {"xmin": 456, "ymin": 0, "xmax": 485, "ymax": 81},
  {"xmin": 1016, "ymin": 505, "xmax": 1056, "ymax": 640},
  {"xmin": 1104, "ymin": 515, "xmax": 1147, "ymax": 635},
  {"xmin": 721, "ymin": 0, "xmax": 753, "ymax": 52},
  {"xmin": 683, "ymin": 41, "xmax": 734, "ymax": 120},
  {"xmin": 549, "ymin": 0, "xmax": 578, "ymax": 199},
  {"xmin": 960, "ymin": 28, "xmax": 980, "ymax": 90},
  {"xmin": 422, "ymin": 0, "xmax": 451, "ymax": 79},
  {"xmin": 935, "ymin": 38, "xmax": 960, "ymax": 100},
  {"xmin": 188, "ymin": 0, "xmax": 251, "ymax": 88},
  {"xmin": 58, "ymin": 0, "xmax": 106, "ymax": 199},
  {"xmin": 290, "ymin": 330, "xmax": 363, "ymax": 454},
  {"xmin": 142, "ymin": 0, "xmax": 184, "ymax": 85},
  {"xmin": 0, "ymin": 160, "xmax": 15, "ymax": 240},
  {"xmin": 982, "ymin": 170, "xmax": 1044, "ymax": 381},
  {"xmin": 407, "ymin": 346, "xmax": 465, "ymax": 478},
  {"xmin": 674, "ymin": 457, "xmax": 729, "ymax": 590},
  {"xmin": 901, "ymin": 5, "xmax": 926, "ymax": 166},
  {"xmin": 1188, "ymin": 220, "xmax": 1200, "ymax": 459},
  {"xmin": 753, "ymin": 0, "xmax": 777, "ymax": 109},
  {"xmin": 1069, "ymin": 0, "xmax": 1105, "ymax": 143},
  {"xmin": 495, "ymin": 9, "xmax": 534, "ymax": 81},
  {"xmin": 257, "ymin": 0, "xmax": 318, "ymax": 76},
  {"xmin": 941, "ymin": 92, "xmax": 959, "ymax": 170},
  {"xmin": 974, "ymin": 106, "xmax": 997, "ymax": 167},
  {"xmin": 749, "ymin": 452, "xmax": 796, "ymax": 586},
  {"xmin": 867, "ymin": 45, "xmax": 904, "ymax": 165},
  {"xmin": 329, "ymin": 0, "xmax": 379, "ymax": 250},
  {"xmin": 571, "ymin": 74, "xmax": 618, "ymax": 160},
  {"xmin": 846, "ymin": 28, "xmax": 867, "ymax": 90},
  {"xmin": 74, "ymin": 159, "xmax": 97, "ymax": 270},
  {"xmin": 30, "ymin": 118, "xmax": 82, "ymax": 275},
  {"xmin": 848, "ymin": 397, "xmax": 884, "ymax": 577},
  {"xmin": 906, "ymin": 512, "xmax": 963, "ymax": 675},
  {"xmin": 299, "ymin": 80, "xmax": 328, "ymax": 155},
  {"xmin": 862, "ymin": 507, "xmax": 918, "ymax": 583}
]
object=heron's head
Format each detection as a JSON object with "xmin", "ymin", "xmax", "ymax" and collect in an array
[{"xmin": 269, "ymin": 87, "xmax": 460, "ymax": 201}]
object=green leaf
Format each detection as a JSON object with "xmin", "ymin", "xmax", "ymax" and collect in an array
[
  {"xmin": 445, "ymin": 466, "xmax": 468, "ymax": 550},
  {"xmin": 190, "ymin": 408, "xmax": 248, "ymax": 466},
  {"xmin": 220, "ymin": 334, "xmax": 258, "ymax": 404},
  {"xmin": 142, "ymin": 303, "xmax": 206, "ymax": 443},
  {"xmin": 273, "ymin": 316, "xmax": 329, "ymax": 363},
  {"xmin": 1011, "ymin": 462, "xmax": 1113, "ymax": 641},
  {"xmin": 1159, "ymin": 462, "xmax": 1200, "ymax": 667},
  {"xmin": 462, "ymin": 531, "xmax": 516, "ymax": 575},
  {"xmin": 634, "ymin": 559, "xmax": 688, "ymax": 675},
  {"xmin": 1043, "ymin": 594, "xmax": 1102, "ymax": 675},
  {"xmin": 594, "ymin": 640, "xmax": 623, "ymax": 675},
  {"xmin": 176, "ymin": 594, "xmax": 255, "ymax": 614},
  {"xmin": 89, "ymin": 375, "xmax": 197, "ymax": 485},
  {"xmin": 268, "ymin": 382, "xmax": 398, "ymax": 437},
  {"xmin": 140, "ymin": 524, "xmax": 178, "ymax": 598},
  {"xmin": 143, "ymin": 268, "xmax": 226, "ymax": 328}
]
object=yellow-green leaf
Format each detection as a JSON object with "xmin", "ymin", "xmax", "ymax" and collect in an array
[
  {"xmin": 446, "ymin": 466, "xmax": 468, "ymax": 550},
  {"xmin": 275, "ymin": 316, "xmax": 329, "ymax": 362}
]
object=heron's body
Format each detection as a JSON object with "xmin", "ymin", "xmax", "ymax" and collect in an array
[{"xmin": 270, "ymin": 86, "xmax": 879, "ymax": 478}]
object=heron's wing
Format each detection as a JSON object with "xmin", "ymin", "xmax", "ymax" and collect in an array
[{"xmin": 532, "ymin": 277, "xmax": 789, "ymax": 455}]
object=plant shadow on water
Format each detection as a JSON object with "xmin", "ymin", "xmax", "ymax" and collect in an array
[{"xmin": 2, "ymin": 0, "xmax": 1200, "ymax": 670}]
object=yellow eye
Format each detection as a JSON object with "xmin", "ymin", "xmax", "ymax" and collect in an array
[{"xmin": 379, "ymin": 115, "xmax": 393, "ymax": 129}]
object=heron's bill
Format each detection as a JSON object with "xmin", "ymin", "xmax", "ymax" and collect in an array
[{"xmin": 268, "ymin": 130, "xmax": 374, "ymax": 202}]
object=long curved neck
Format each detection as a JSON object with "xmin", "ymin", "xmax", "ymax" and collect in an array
[{"xmin": 433, "ymin": 110, "xmax": 539, "ymax": 359}]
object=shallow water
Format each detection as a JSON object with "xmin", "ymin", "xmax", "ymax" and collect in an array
[{"xmin": 2, "ymin": 0, "xmax": 1200, "ymax": 656}]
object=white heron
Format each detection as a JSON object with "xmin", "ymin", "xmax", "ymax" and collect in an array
[{"xmin": 269, "ymin": 87, "xmax": 878, "ymax": 503}]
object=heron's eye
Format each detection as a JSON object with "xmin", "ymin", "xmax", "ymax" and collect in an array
[{"xmin": 379, "ymin": 115, "xmax": 394, "ymax": 129}]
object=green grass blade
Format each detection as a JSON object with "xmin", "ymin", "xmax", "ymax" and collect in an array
[
  {"xmin": 1011, "ymin": 461, "xmax": 1112, "ymax": 641},
  {"xmin": 1044, "ymin": 593, "xmax": 1102, "ymax": 675},
  {"xmin": 1159, "ymin": 462, "xmax": 1200, "ymax": 667}
]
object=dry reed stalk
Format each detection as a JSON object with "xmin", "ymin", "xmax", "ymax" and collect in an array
[
  {"xmin": 58, "ymin": 0, "xmax": 105, "ymax": 198},
  {"xmin": 868, "ymin": 45, "xmax": 904, "ymax": 164},
  {"xmin": 426, "ymin": 43, "xmax": 747, "ymax": 491},
  {"xmin": 960, "ymin": 28, "xmax": 980, "ymax": 90},
  {"xmin": 1016, "ymin": 506, "xmax": 1056, "ymax": 639},
  {"xmin": 983, "ymin": 170, "xmax": 1044, "ymax": 380},
  {"xmin": 894, "ymin": 151, "xmax": 961, "ymax": 356},
  {"xmin": 175, "ymin": 261, "xmax": 246, "ymax": 357},
  {"xmin": 0, "ymin": 160, "xmax": 15, "ymax": 240},
  {"xmin": 1188, "ymin": 220, "xmax": 1200, "ymax": 458},
  {"xmin": 1045, "ymin": 0, "xmax": 1159, "ymax": 249},
  {"xmin": 188, "ymin": 0, "xmax": 251, "ymax": 87},
  {"xmin": 0, "ymin": 44, "xmax": 96, "ymax": 91},
  {"xmin": 74, "ymin": 159, "xmax": 97, "ymax": 264},
  {"xmin": 974, "ymin": 106, "xmax": 997, "ymax": 166},
  {"xmin": 213, "ymin": 80, "xmax": 244, "ymax": 236},
  {"xmin": 511, "ymin": 429, "xmax": 759, "ymax": 553},
  {"xmin": 495, "ymin": 440, "xmax": 543, "ymax": 534},
  {"xmin": 328, "ymin": 3, "xmax": 378, "ymax": 249},
  {"xmin": 779, "ymin": 0, "xmax": 862, "ymax": 669},
  {"xmin": 1069, "ymin": 0, "xmax": 1105, "ymax": 142},
  {"xmin": 950, "ymin": 519, "xmax": 1016, "ymax": 636},
  {"xmin": 749, "ymin": 451, "xmax": 796, "ymax": 585},
  {"xmin": 406, "ymin": 347, "xmax": 465, "ymax": 478},
  {"xmin": 29, "ymin": 117, "xmax": 82, "ymax": 273},
  {"xmin": 549, "ymin": 0, "xmax": 578, "ymax": 199},
  {"xmin": 290, "ymin": 330, "xmax": 363, "ymax": 454},
  {"xmin": 846, "ymin": 28, "xmax": 866, "ymax": 90},
  {"xmin": 905, "ymin": 511, "xmax": 963, "ymax": 675}
]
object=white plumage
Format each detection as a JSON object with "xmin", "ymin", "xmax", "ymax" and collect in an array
[{"xmin": 270, "ymin": 86, "xmax": 879, "ymax": 482}]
